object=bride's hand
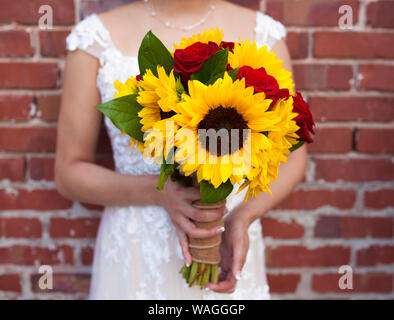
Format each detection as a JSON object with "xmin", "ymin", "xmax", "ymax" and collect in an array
[
  {"xmin": 206, "ymin": 208, "xmax": 250, "ymax": 293},
  {"xmin": 160, "ymin": 180, "xmax": 227, "ymax": 265}
]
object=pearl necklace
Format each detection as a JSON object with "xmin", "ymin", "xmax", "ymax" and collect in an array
[{"xmin": 144, "ymin": 0, "xmax": 216, "ymax": 31}]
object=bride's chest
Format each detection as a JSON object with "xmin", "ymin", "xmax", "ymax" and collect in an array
[{"xmin": 97, "ymin": 49, "xmax": 140, "ymax": 103}]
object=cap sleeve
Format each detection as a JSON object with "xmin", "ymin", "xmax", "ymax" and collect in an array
[
  {"xmin": 255, "ymin": 11, "xmax": 287, "ymax": 51},
  {"xmin": 66, "ymin": 14, "xmax": 112, "ymax": 60}
]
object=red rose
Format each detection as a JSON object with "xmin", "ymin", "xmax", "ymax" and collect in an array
[
  {"xmin": 237, "ymin": 66, "xmax": 289, "ymax": 106},
  {"xmin": 292, "ymin": 91, "xmax": 315, "ymax": 143},
  {"xmin": 220, "ymin": 41, "xmax": 235, "ymax": 53},
  {"xmin": 136, "ymin": 74, "xmax": 141, "ymax": 81},
  {"xmin": 174, "ymin": 41, "xmax": 220, "ymax": 85}
]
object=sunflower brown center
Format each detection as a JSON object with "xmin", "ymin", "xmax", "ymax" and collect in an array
[{"xmin": 197, "ymin": 106, "xmax": 249, "ymax": 156}]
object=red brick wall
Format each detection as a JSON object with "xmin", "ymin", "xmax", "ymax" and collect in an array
[{"xmin": 0, "ymin": 0, "xmax": 393, "ymax": 299}]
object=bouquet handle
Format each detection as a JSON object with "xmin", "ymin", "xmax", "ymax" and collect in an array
[
  {"xmin": 189, "ymin": 200, "xmax": 225, "ymax": 265},
  {"xmin": 179, "ymin": 199, "xmax": 226, "ymax": 288}
]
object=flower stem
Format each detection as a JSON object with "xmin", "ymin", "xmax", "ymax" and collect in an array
[
  {"xmin": 183, "ymin": 262, "xmax": 219, "ymax": 289},
  {"xmin": 201, "ymin": 263, "xmax": 210, "ymax": 289},
  {"xmin": 211, "ymin": 264, "xmax": 219, "ymax": 284},
  {"xmin": 188, "ymin": 261, "xmax": 198, "ymax": 287},
  {"xmin": 184, "ymin": 264, "xmax": 191, "ymax": 280}
]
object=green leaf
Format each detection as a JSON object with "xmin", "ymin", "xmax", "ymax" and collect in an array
[
  {"xmin": 138, "ymin": 31, "xmax": 174, "ymax": 77},
  {"xmin": 96, "ymin": 94, "xmax": 144, "ymax": 142},
  {"xmin": 289, "ymin": 141, "xmax": 305, "ymax": 152},
  {"xmin": 157, "ymin": 159, "xmax": 175, "ymax": 190},
  {"xmin": 191, "ymin": 49, "xmax": 229, "ymax": 85},
  {"xmin": 228, "ymin": 67, "xmax": 239, "ymax": 81},
  {"xmin": 176, "ymin": 76, "xmax": 186, "ymax": 99},
  {"xmin": 289, "ymin": 133, "xmax": 314, "ymax": 152},
  {"xmin": 199, "ymin": 180, "xmax": 233, "ymax": 204}
]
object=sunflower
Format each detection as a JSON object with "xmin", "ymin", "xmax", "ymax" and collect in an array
[
  {"xmin": 173, "ymin": 27, "xmax": 223, "ymax": 50},
  {"xmin": 174, "ymin": 73, "xmax": 295, "ymax": 190},
  {"xmin": 113, "ymin": 76, "xmax": 144, "ymax": 152},
  {"xmin": 269, "ymin": 95, "xmax": 300, "ymax": 149},
  {"xmin": 114, "ymin": 76, "xmax": 139, "ymax": 98},
  {"xmin": 228, "ymin": 40, "xmax": 295, "ymax": 95},
  {"xmin": 137, "ymin": 66, "xmax": 181, "ymax": 161},
  {"xmin": 239, "ymin": 97, "xmax": 300, "ymax": 200}
]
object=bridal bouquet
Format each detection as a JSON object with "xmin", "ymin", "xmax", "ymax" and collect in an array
[{"xmin": 96, "ymin": 28, "xmax": 315, "ymax": 289}]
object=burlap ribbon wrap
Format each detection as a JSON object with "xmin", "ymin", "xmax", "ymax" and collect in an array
[{"xmin": 188, "ymin": 200, "xmax": 226, "ymax": 264}]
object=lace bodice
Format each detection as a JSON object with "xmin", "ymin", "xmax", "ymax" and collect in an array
[{"xmin": 66, "ymin": 11, "xmax": 286, "ymax": 300}]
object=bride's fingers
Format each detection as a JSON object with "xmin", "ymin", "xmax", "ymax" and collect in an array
[
  {"xmin": 206, "ymin": 271, "xmax": 237, "ymax": 293},
  {"xmin": 181, "ymin": 187, "xmax": 201, "ymax": 201},
  {"xmin": 182, "ymin": 204, "xmax": 227, "ymax": 223},
  {"xmin": 175, "ymin": 213, "xmax": 224, "ymax": 239},
  {"xmin": 175, "ymin": 225, "xmax": 192, "ymax": 266},
  {"xmin": 218, "ymin": 270, "xmax": 227, "ymax": 282}
]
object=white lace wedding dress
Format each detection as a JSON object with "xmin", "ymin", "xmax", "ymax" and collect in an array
[{"xmin": 66, "ymin": 11, "xmax": 286, "ymax": 300}]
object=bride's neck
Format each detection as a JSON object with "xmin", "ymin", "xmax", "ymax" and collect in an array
[{"xmin": 148, "ymin": 0, "xmax": 217, "ymax": 19}]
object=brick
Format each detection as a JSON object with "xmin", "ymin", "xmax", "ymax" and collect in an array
[
  {"xmin": 0, "ymin": 31, "xmax": 33, "ymax": 57},
  {"xmin": 0, "ymin": 274, "xmax": 21, "ymax": 292},
  {"xmin": 314, "ymin": 32, "xmax": 394, "ymax": 59},
  {"xmin": 356, "ymin": 128, "xmax": 394, "ymax": 154},
  {"xmin": 266, "ymin": 245, "xmax": 351, "ymax": 267},
  {"xmin": 365, "ymin": 189, "xmax": 394, "ymax": 209},
  {"xmin": 0, "ymin": 157, "xmax": 25, "ymax": 181},
  {"xmin": 286, "ymin": 32, "xmax": 309, "ymax": 59},
  {"xmin": 260, "ymin": 218, "xmax": 304, "ymax": 239},
  {"xmin": 31, "ymin": 273, "xmax": 90, "ymax": 294},
  {"xmin": 50, "ymin": 218, "xmax": 100, "ymax": 238},
  {"xmin": 40, "ymin": 30, "xmax": 70, "ymax": 57},
  {"xmin": 367, "ymin": 1, "xmax": 394, "ymax": 28},
  {"xmin": 0, "ymin": 218, "xmax": 42, "ymax": 238},
  {"xmin": 265, "ymin": 0, "xmax": 359, "ymax": 26},
  {"xmin": 293, "ymin": 64, "xmax": 353, "ymax": 90},
  {"xmin": 0, "ymin": 127, "xmax": 57, "ymax": 152},
  {"xmin": 312, "ymin": 273, "xmax": 393, "ymax": 294},
  {"xmin": 357, "ymin": 245, "xmax": 394, "ymax": 266},
  {"xmin": 81, "ymin": 246, "xmax": 94, "ymax": 266},
  {"xmin": 309, "ymin": 96, "xmax": 394, "ymax": 122},
  {"xmin": 315, "ymin": 158, "xmax": 394, "ymax": 182},
  {"xmin": 0, "ymin": 245, "xmax": 73, "ymax": 265},
  {"xmin": 0, "ymin": 63, "xmax": 59, "ymax": 89},
  {"xmin": 29, "ymin": 157, "xmax": 55, "ymax": 181},
  {"xmin": 308, "ymin": 127, "xmax": 353, "ymax": 154},
  {"xmin": 0, "ymin": 95, "xmax": 32, "ymax": 121},
  {"xmin": 36, "ymin": 95, "xmax": 61, "ymax": 121},
  {"xmin": 0, "ymin": 0, "xmax": 75, "ymax": 25},
  {"xmin": 267, "ymin": 273, "xmax": 301, "ymax": 293},
  {"xmin": 359, "ymin": 65, "xmax": 394, "ymax": 91},
  {"xmin": 314, "ymin": 216, "xmax": 393, "ymax": 239},
  {"xmin": 266, "ymin": 1, "xmax": 284, "ymax": 22},
  {"xmin": 275, "ymin": 189, "xmax": 356, "ymax": 210},
  {"xmin": 0, "ymin": 189, "xmax": 72, "ymax": 211}
]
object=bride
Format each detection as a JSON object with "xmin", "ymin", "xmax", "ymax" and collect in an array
[{"xmin": 55, "ymin": 0, "xmax": 307, "ymax": 299}]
